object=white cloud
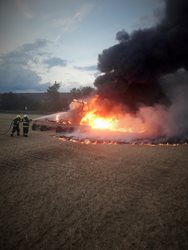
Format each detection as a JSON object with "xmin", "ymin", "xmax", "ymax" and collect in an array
[
  {"xmin": 39, "ymin": 64, "xmax": 96, "ymax": 92},
  {"xmin": 0, "ymin": 36, "xmax": 98, "ymax": 92},
  {"xmin": 0, "ymin": 39, "xmax": 50, "ymax": 92},
  {"xmin": 43, "ymin": 57, "xmax": 67, "ymax": 68}
]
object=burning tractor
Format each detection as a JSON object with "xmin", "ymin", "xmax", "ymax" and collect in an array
[{"xmin": 32, "ymin": 99, "xmax": 86, "ymax": 133}]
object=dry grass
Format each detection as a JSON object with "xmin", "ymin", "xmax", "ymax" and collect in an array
[{"xmin": 0, "ymin": 113, "xmax": 188, "ymax": 250}]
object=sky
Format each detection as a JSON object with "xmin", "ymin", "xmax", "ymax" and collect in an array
[{"xmin": 0, "ymin": 0, "xmax": 165, "ymax": 93}]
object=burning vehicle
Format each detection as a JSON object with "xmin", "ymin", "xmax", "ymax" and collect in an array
[{"xmin": 32, "ymin": 99, "xmax": 87, "ymax": 132}]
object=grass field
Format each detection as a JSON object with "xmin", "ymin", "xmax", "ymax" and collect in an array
[{"xmin": 0, "ymin": 113, "xmax": 188, "ymax": 250}]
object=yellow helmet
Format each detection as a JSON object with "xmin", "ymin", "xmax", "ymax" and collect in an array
[{"xmin": 16, "ymin": 115, "xmax": 21, "ymax": 119}]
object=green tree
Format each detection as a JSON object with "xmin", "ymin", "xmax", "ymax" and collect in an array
[
  {"xmin": 70, "ymin": 88, "xmax": 81, "ymax": 99},
  {"xmin": 47, "ymin": 81, "xmax": 61, "ymax": 112},
  {"xmin": 70, "ymin": 86, "xmax": 95, "ymax": 99},
  {"xmin": 80, "ymin": 86, "xmax": 95, "ymax": 97}
]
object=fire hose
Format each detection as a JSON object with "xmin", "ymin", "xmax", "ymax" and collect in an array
[{"xmin": 0, "ymin": 121, "xmax": 13, "ymax": 136}]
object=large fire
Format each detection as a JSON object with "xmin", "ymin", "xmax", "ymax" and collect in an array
[
  {"xmin": 57, "ymin": 96, "xmax": 188, "ymax": 145},
  {"xmin": 80, "ymin": 96, "xmax": 146, "ymax": 133}
]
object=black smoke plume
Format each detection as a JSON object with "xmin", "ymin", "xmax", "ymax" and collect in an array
[{"xmin": 94, "ymin": 0, "xmax": 188, "ymax": 111}]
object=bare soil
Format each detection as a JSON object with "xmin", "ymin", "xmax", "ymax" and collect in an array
[{"xmin": 0, "ymin": 113, "xmax": 188, "ymax": 250}]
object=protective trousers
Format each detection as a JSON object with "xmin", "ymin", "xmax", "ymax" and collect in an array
[
  {"xmin": 11, "ymin": 125, "xmax": 20, "ymax": 136},
  {"xmin": 23, "ymin": 126, "xmax": 29, "ymax": 136}
]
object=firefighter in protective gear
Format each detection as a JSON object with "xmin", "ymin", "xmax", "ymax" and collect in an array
[
  {"xmin": 22, "ymin": 114, "xmax": 31, "ymax": 137},
  {"xmin": 10, "ymin": 115, "xmax": 22, "ymax": 137}
]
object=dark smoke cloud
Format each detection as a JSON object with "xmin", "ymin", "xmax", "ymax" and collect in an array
[{"xmin": 94, "ymin": 0, "xmax": 188, "ymax": 111}]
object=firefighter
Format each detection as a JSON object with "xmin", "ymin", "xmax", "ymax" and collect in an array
[
  {"xmin": 22, "ymin": 114, "xmax": 31, "ymax": 137},
  {"xmin": 10, "ymin": 115, "xmax": 22, "ymax": 137}
]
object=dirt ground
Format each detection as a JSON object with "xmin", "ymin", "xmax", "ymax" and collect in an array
[{"xmin": 0, "ymin": 113, "xmax": 188, "ymax": 250}]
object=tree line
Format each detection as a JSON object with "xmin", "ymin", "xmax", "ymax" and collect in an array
[{"xmin": 0, "ymin": 83, "xmax": 95, "ymax": 113}]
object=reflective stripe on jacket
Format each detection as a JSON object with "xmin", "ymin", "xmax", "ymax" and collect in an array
[{"xmin": 23, "ymin": 117, "xmax": 30, "ymax": 127}]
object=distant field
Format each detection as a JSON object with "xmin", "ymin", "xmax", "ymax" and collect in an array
[{"xmin": 0, "ymin": 113, "xmax": 188, "ymax": 250}]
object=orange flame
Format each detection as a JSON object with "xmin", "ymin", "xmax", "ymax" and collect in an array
[{"xmin": 80, "ymin": 96, "xmax": 146, "ymax": 133}]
